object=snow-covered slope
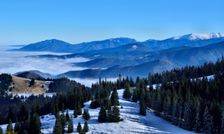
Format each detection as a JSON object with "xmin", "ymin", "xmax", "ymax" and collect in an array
[
  {"xmin": 171, "ymin": 33, "xmax": 224, "ymax": 40},
  {"xmin": 39, "ymin": 89, "xmax": 194, "ymax": 134}
]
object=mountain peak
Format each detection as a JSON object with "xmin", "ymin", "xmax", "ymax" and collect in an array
[
  {"xmin": 40, "ymin": 39, "xmax": 71, "ymax": 45},
  {"xmin": 171, "ymin": 33, "xmax": 224, "ymax": 40}
]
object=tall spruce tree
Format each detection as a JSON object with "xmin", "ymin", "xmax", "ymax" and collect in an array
[
  {"xmin": 67, "ymin": 118, "xmax": 73, "ymax": 133},
  {"xmin": 60, "ymin": 113, "xmax": 66, "ymax": 132},
  {"xmin": 82, "ymin": 109, "xmax": 90, "ymax": 120},
  {"xmin": 77, "ymin": 122, "xmax": 82, "ymax": 133},
  {"xmin": 83, "ymin": 121, "xmax": 89, "ymax": 133},
  {"xmin": 203, "ymin": 106, "xmax": 212, "ymax": 134},
  {"xmin": 183, "ymin": 102, "xmax": 196, "ymax": 130},
  {"xmin": 53, "ymin": 117, "xmax": 63, "ymax": 134},
  {"xmin": 123, "ymin": 82, "xmax": 131, "ymax": 100},
  {"xmin": 29, "ymin": 113, "xmax": 41, "ymax": 134},
  {"xmin": 98, "ymin": 106, "xmax": 107, "ymax": 122},
  {"xmin": 66, "ymin": 110, "xmax": 70, "ymax": 122},
  {"xmin": 111, "ymin": 89, "xmax": 119, "ymax": 106},
  {"xmin": 139, "ymin": 96, "xmax": 146, "ymax": 116},
  {"xmin": 132, "ymin": 89, "xmax": 138, "ymax": 102},
  {"xmin": 14, "ymin": 122, "xmax": 20, "ymax": 133},
  {"xmin": 73, "ymin": 108, "xmax": 78, "ymax": 118},
  {"xmin": 0, "ymin": 127, "xmax": 2, "ymax": 134},
  {"xmin": 108, "ymin": 106, "xmax": 121, "ymax": 122},
  {"xmin": 194, "ymin": 100, "xmax": 204, "ymax": 132},
  {"xmin": 6, "ymin": 120, "xmax": 14, "ymax": 134},
  {"xmin": 76, "ymin": 103, "xmax": 82, "ymax": 115}
]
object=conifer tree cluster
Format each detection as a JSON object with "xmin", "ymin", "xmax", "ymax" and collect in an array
[
  {"xmin": 97, "ymin": 88, "xmax": 121, "ymax": 122},
  {"xmin": 4, "ymin": 110, "xmax": 41, "ymax": 134},
  {"xmin": 82, "ymin": 109, "xmax": 90, "ymax": 120},
  {"xmin": 76, "ymin": 121, "xmax": 89, "ymax": 134}
]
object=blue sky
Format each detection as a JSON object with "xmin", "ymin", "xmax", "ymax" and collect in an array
[{"xmin": 0, "ymin": 0, "xmax": 223, "ymax": 45}]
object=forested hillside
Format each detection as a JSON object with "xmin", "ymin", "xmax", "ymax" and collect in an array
[{"xmin": 1, "ymin": 59, "xmax": 224, "ymax": 134}]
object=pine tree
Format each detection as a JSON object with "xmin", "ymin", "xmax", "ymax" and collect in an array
[
  {"xmin": 98, "ymin": 106, "xmax": 107, "ymax": 122},
  {"xmin": 67, "ymin": 118, "xmax": 73, "ymax": 133},
  {"xmin": 83, "ymin": 121, "xmax": 89, "ymax": 133},
  {"xmin": 77, "ymin": 122, "xmax": 82, "ymax": 133},
  {"xmin": 73, "ymin": 108, "xmax": 78, "ymax": 118},
  {"xmin": 108, "ymin": 106, "xmax": 121, "ymax": 122},
  {"xmin": 139, "ymin": 96, "xmax": 146, "ymax": 116},
  {"xmin": 53, "ymin": 117, "xmax": 63, "ymax": 134},
  {"xmin": 18, "ymin": 105, "xmax": 29, "ymax": 121},
  {"xmin": 123, "ymin": 82, "xmax": 131, "ymax": 100},
  {"xmin": 29, "ymin": 78, "xmax": 35, "ymax": 87},
  {"xmin": 14, "ymin": 122, "xmax": 20, "ymax": 133},
  {"xmin": 110, "ymin": 89, "xmax": 119, "ymax": 106},
  {"xmin": 221, "ymin": 110, "xmax": 224, "ymax": 134},
  {"xmin": 66, "ymin": 110, "xmax": 70, "ymax": 122},
  {"xmin": 82, "ymin": 109, "xmax": 90, "ymax": 120},
  {"xmin": 29, "ymin": 113, "xmax": 41, "ymax": 134},
  {"xmin": 194, "ymin": 100, "xmax": 204, "ymax": 132},
  {"xmin": 203, "ymin": 106, "xmax": 212, "ymax": 134},
  {"xmin": 183, "ymin": 103, "xmax": 196, "ymax": 130},
  {"xmin": 60, "ymin": 114, "xmax": 66, "ymax": 132},
  {"xmin": 0, "ymin": 127, "xmax": 3, "ymax": 134},
  {"xmin": 132, "ymin": 89, "xmax": 138, "ymax": 102},
  {"xmin": 6, "ymin": 120, "xmax": 14, "ymax": 134},
  {"xmin": 76, "ymin": 103, "xmax": 82, "ymax": 115}
]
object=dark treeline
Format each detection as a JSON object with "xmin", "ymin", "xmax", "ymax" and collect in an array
[
  {"xmin": 0, "ymin": 77, "xmax": 91, "ymax": 134},
  {"xmin": 1, "ymin": 58, "xmax": 224, "ymax": 133},
  {"xmin": 91, "ymin": 59, "xmax": 224, "ymax": 134},
  {"xmin": 148, "ymin": 58, "xmax": 224, "ymax": 84},
  {"xmin": 90, "ymin": 78, "xmax": 122, "ymax": 123},
  {"xmin": 121, "ymin": 59, "xmax": 224, "ymax": 134},
  {"xmin": 0, "ymin": 74, "xmax": 12, "ymax": 95}
]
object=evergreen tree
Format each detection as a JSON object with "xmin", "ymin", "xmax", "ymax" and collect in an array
[
  {"xmin": 67, "ymin": 118, "xmax": 73, "ymax": 133},
  {"xmin": 132, "ymin": 89, "xmax": 138, "ymax": 102},
  {"xmin": 77, "ymin": 122, "xmax": 82, "ymax": 133},
  {"xmin": 139, "ymin": 96, "xmax": 146, "ymax": 116},
  {"xmin": 194, "ymin": 100, "xmax": 204, "ymax": 132},
  {"xmin": 60, "ymin": 114, "xmax": 66, "ymax": 132},
  {"xmin": 221, "ymin": 109, "xmax": 224, "ymax": 134},
  {"xmin": 7, "ymin": 107, "xmax": 15, "ymax": 123},
  {"xmin": 29, "ymin": 78, "xmax": 35, "ymax": 87},
  {"xmin": 53, "ymin": 117, "xmax": 63, "ymax": 134},
  {"xmin": 73, "ymin": 108, "xmax": 78, "ymax": 118},
  {"xmin": 110, "ymin": 89, "xmax": 119, "ymax": 106},
  {"xmin": 29, "ymin": 113, "xmax": 41, "ymax": 134},
  {"xmin": 82, "ymin": 109, "xmax": 90, "ymax": 120},
  {"xmin": 98, "ymin": 106, "xmax": 107, "ymax": 122},
  {"xmin": 18, "ymin": 105, "xmax": 29, "ymax": 121},
  {"xmin": 108, "ymin": 106, "xmax": 121, "ymax": 122},
  {"xmin": 83, "ymin": 121, "xmax": 89, "ymax": 133},
  {"xmin": 14, "ymin": 122, "xmax": 20, "ymax": 133},
  {"xmin": 183, "ymin": 102, "xmax": 196, "ymax": 130},
  {"xmin": 203, "ymin": 106, "xmax": 212, "ymax": 134},
  {"xmin": 123, "ymin": 82, "xmax": 131, "ymax": 100},
  {"xmin": 66, "ymin": 110, "xmax": 70, "ymax": 122},
  {"xmin": 0, "ymin": 127, "xmax": 2, "ymax": 134},
  {"xmin": 76, "ymin": 103, "xmax": 82, "ymax": 115},
  {"xmin": 210, "ymin": 103, "xmax": 222, "ymax": 134},
  {"xmin": 6, "ymin": 120, "xmax": 14, "ymax": 134}
]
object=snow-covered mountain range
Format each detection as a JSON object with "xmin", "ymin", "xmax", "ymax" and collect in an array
[{"xmin": 13, "ymin": 33, "xmax": 224, "ymax": 79}]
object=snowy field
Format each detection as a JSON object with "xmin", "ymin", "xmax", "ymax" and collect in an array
[{"xmin": 40, "ymin": 89, "xmax": 194, "ymax": 134}]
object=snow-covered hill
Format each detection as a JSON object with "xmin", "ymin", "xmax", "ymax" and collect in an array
[{"xmin": 39, "ymin": 89, "xmax": 194, "ymax": 134}]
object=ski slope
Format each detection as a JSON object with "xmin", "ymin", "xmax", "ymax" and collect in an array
[{"xmin": 40, "ymin": 89, "xmax": 194, "ymax": 134}]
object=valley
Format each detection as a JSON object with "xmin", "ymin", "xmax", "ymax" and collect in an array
[{"xmin": 1, "ymin": 33, "xmax": 224, "ymax": 134}]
